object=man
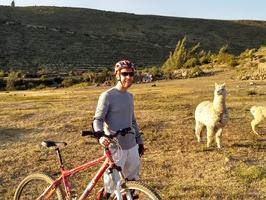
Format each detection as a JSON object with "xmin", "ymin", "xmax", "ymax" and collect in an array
[{"xmin": 93, "ymin": 59, "xmax": 144, "ymax": 199}]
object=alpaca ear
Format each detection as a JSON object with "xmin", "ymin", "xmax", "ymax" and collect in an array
[
  {"xmin": 215, "ymin": 82, "xmax": 218, "ymax": 87},
  {"xmin": 222, "ymin": 83, "xmax": 226, "ymax": 86}
]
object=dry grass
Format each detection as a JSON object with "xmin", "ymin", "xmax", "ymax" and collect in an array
[{"xmin": 0, "ymin": 69, "xmax": 266, "ymax": 199}]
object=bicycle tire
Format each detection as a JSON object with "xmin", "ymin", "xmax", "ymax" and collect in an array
[
  {"xmin": 14, "ymin": 173, "xmax": 63, "ymax": 200},
  {"xmin": 110, "ymin": 181, "xmax": 162, "ymax": 200}
]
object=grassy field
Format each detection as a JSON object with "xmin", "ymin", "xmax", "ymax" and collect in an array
[{"xmin": 0, "ymin": 69, "xmax": 265, "ymax": 199}]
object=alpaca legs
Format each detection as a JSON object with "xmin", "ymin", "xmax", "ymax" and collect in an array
[
  {"xmin": 195, "ymin": 120, "xmax": 204, "ymax": 142},
  {"xmin": 251, "ymin": 119, "xmax": 261, "ymax": 135},
  {"xmin": 206, "ymin": 126, "xmax": 214, "ymax": 148},
  {"xmin": 215, "ymin": 128, "xmax": 223, "ymax": 148}
]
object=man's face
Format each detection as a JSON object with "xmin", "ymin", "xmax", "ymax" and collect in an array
[{"xmin": 117, "ymin": 68, "xmax": 134, "ymax": 89}]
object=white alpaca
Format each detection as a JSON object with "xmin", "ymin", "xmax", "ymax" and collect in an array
[
  {"xmin": 195, "ymin": 83, "xmax": 229, "ymax": 148},
  {"xmin": 250, "ymin": 106, "xmax": 266, "ymax": 135}
]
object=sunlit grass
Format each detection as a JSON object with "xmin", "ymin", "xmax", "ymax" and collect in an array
[{"xmin": 0, "ymin": 69, "xmax": 266, "ymax": 199}]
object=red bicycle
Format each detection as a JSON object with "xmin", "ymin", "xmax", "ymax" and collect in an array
[{"xmin": 14, "ymin": 128, "xmax": 162, "ymax": 200}]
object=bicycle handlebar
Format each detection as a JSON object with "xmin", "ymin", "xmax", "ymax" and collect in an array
[
  {"xmin": 80, "ymin": 130, "xmax": 96, "ymax": 137},
  {"xmin": 41, "ymin": 128, "xmax": 133, "ymax": 149},
  {"xmin": 80, "ymin": 127, "xmax": 132, "ymax": 139}
]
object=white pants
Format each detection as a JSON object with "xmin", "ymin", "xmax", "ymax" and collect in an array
[{"xmin": 104, "ymin": 145, "xmax": 140, "ymax": 193}]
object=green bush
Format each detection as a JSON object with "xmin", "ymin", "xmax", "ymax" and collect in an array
[
  {"xmin": 161, "ymin": 37, "xmax": 212, "ymax": 74},
  {"xmin": 183, "ymin": 57, "xmax": 198, "ymax": 68},
  {"xmin": 40, "ymin": 75, "xmax": 47, "ymax": 82},
  {"xmin": 6, "ymin": 71, "xmax": 19, "ymax": 90},
  {"xmin": 235, "ymin": 163, "xmax": 266, "ymax": 184},
  {"xmin": 217, "ymin": 52, "xmax": 238, "ymax": 67},
  {"xmin": 215, "ymin": 44, "xmax": 238, "ymax": 67},
  {"xmin": 0, "ymin": 69, "xmax": 5, "ymax": 77},
  {"xmin": 239, "ymin": 48, "xmax": 256, "ymax": 60},
  {"xmin": 259, "ymin": 57, "xmax": 266, "ymax": 63},
  {"xmin": 82, "ymin": 71, "xmax": 95, "ymax": 83},
  {"xmin": 161, "ymin": 37, "xmax": 187, "ymax": 72},
  {"xmin": 229, "ymin": 58, "xmax": 238, "ymax": 67},
  {"xmin": 35, "ymin": 84, "xmax": 46, "ymax": 89},
  {"xmin": 37, "ymin": 66, "xmax": 47, "ymax": 77},
  {"xmin": 142, "ymin": 66, "xmax": 163, "ymax": 79},
  {"xmin": 94, "ymin": 69, "xmax": 113, "ymax": 84},
  {"xmin": 191, "ymin": 66, "xmax": 203, "ymax": 75},
  {"xmin": 62, "ymin": 76, "xmax": 75, "ymax": 87},
  {"xmin": 199, "ymin": 51, "xmax": 212, "ymax": 64}
]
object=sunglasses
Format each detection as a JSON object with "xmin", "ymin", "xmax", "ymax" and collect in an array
[{"xmin": 121, "ymin": 72, "xmax": 134, "ymax": 77}]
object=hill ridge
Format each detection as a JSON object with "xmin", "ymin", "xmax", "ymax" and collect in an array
[{"xmin": 0, "ymin": 6, "xmax": 266, "ymax": 72}]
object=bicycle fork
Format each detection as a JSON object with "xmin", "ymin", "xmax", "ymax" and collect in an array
[{"xmin": 110, "ymin": 168, "xmax": 133, "ymax": 200}]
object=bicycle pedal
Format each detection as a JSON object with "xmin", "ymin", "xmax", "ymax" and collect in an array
[
  {"xmin": 123, "ymin": 194, "xmax": 139, "ymax": 200},
  {"xmin": 132, "ymin": 195, "xmax": 139, "ymax": 199},
  {"xmin": 122, "ymin": 193, "xmax": 138, "ymax": 200}
]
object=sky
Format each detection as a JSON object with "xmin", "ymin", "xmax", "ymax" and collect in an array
[{"xmin": 1, "ymin": 0, "xmax": 266, "ymax": 21}]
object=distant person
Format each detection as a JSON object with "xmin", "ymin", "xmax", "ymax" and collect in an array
[
  {"xmin": 11, "ymin": 0, "xmax": 15, "ymax": 7},
  {"xmin": 93, "ymin": 59, "xmax": 144, "ymax": 199}
]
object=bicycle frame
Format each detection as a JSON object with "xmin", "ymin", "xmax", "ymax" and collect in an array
[{"xmin": 37, "ymin": 147, "xmax": 115, "ymax": 200}]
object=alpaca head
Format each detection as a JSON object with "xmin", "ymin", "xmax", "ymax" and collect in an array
[{"xmin": 214, "ymin": 83, "xmax": 226, "ymax": 96}]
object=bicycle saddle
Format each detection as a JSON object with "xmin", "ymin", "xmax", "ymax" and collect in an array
[{"xmin": 41, "ymin": 140, "xmax": 67, "ymax": 148}]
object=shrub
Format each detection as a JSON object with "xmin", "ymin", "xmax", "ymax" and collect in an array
[
  {"xmin": 94, "ymin": 69, "xmax": 113, "ymax": 84},
  {"xmin": 6, "ymin": 71, "xmax": 19, "ymax": 90},
  {"xmin": 215, "ymin": 44, "xmax": 238, "ymax": 67},
  {"xmin": 37, "ymin": 66, "xmax": 47, "ymax": 77},
  {"xmin": 161, "ymin": 37, "xmax": 187, "ymax": 72},
  {"xmin": 163, "ymin": 71, "xmax": 175, "ymax": 80},
  {"xmin": 40, "ymin": 75, "xmax": 47, "ymax": 82},
  {"xmin": 199, "ymin": 51, "xmax": 212, "ymax": 64},
  {"xmin": 228, "ymin": 55, "xmax": 238, "ymax": 67},
  {"xmin": 217, "ymin": 52, "xmax": 238, "ymax": 67},
  {"xmin": 235, "ymin": 163, "xmax": 266, "ymax": 184},
  {"xmin": 239, "ymin": 48, "xmax": 256, "ymax": 60},
  {"xmin": 142, "ymin": 66, "xmax": 163, "ymax": 80},
  {"xmin": 183, "ymin": 57, "xmax": 198, "ymax": 68},
  {"xmin": 191, "ymin": 66, "xmax": 203, "ymax": 76},
  {"xmin": 82, "ymin": 71, "xmax": 95, "ymax": 83},
  {"xmin": 259, "ymin": 57, "xmax": 266, "ymax": 63},
  {"xmin": 35, "ymin": 84, "xmax": 46, "ymax": 89},
  {"xmin": 62, "ymin": 76, "xmax": 75, "ymax": 87},
  {"xmin": 161, "ymin": 37, "xmax": 210, "ymax": 74},
  {"xmin": 0, "ymin": 69, "xmax": 5, "ymax": 77}
]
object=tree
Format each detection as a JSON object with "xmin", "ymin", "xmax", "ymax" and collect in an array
[
  {"xmin": 161, "ymin": 36, "xmax": 203, "ymax": 73},
  {"xmin": 161, "ymin": 36, "xmax": 187, "ymax": 72},
  {"xmin": 216, "ymin": 44, "xmax": 238, "ymax": 67}
]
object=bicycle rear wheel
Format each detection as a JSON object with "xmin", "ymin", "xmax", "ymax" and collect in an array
[
  {"xmin": 110, "ymin": 181, "xmax": 162, "ymax": 200},
  {"xmin": 14, "ymin": 173, "xmax": 63, "ymax": 200}
]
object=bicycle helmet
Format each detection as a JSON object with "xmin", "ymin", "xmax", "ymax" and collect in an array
[{"xmin": 114, "ymin": 59, "xmax": 135, "ymax": 75}]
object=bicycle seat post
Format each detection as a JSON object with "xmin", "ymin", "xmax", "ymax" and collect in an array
[{"xmin": 55, "ymin": 147, "xmax": 64, "ymax": 169}]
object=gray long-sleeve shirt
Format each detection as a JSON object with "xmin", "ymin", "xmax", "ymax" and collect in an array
[{"xmin": 93, "ymin": 87, "xmax": 143, "ymax": 150}]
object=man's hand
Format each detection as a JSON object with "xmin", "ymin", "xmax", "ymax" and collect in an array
[
  {"xmin": 138, "ymin": 144, "xmax": 145, "ymax": 157},
  {"xmin": 99, "ymin": 136, "xmax": 111, "ymax": 147}
]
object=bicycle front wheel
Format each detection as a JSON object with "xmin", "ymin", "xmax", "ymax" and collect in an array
[
  {"xmin": 110, "ymin": 181, "xmax": 162, "ymax": 200},
  {"xmin": 14, "ymin": 173, "xmax": 63, "ymax": 200}
]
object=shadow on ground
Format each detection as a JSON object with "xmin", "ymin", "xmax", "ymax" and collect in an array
[{"xmin": 0, "ymin": 127, "xmax": 36, "ymax": 146}]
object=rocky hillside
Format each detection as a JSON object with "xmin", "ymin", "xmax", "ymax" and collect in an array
[{"xmin": 1, "ymin": 6, "xmax": 266, "ymax": 72}]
